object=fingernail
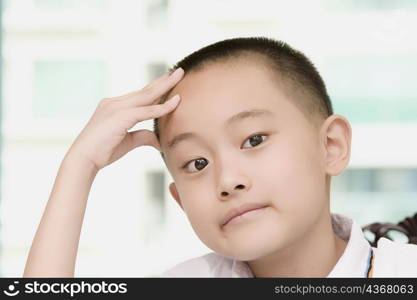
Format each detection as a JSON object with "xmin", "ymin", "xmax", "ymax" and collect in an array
[
  {"xmin": 168, "ymin": 94, "xmax": 180, "ymax": 103},
  {"xmin": 170, "ymin": 68, "xmax": 184, "ymax": 77}
]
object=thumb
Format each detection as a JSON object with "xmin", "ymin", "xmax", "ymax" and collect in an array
[{"xmin": 128, "ymin": 129, "xmax": 162, "ymax": 152}]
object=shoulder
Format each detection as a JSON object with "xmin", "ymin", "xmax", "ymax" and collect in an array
[
  {"xmin": 159, "ymin": 252, "xmax": 234, "ymax": 278},
  {"xmin": 373, "ymin": 238, "xmax": 417, "ymax": 277}
]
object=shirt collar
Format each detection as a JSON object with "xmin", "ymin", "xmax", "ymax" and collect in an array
[
  {"xmin": 327, "ymin": 213, "xmax": 372, "ymax": 277},
  {"xmin": 231, "ymin": 213, "xmax": 372, "ymax": 277}
]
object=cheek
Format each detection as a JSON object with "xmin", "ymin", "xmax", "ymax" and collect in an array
[
  {"xmin": 177, "ymin": 183, "xmax": 217, "ymax": 235},
  {"xmin": 260, "ymin": 137, "xmax": 326, "ymax": 214},
  {"xmin": 185, "ymin": 201, "xmax": 220, "ymax": 251},
  {"xmin": 176, "ymin": 179, "xmax": 228, "ymax": 252}
]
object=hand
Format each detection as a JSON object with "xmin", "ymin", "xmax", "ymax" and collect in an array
[{"xmin": 66, "ymin": 68, "xmax": 184, "ymax": 171}]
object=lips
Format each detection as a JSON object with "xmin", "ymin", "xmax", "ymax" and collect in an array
[{"xmin": 222, "ymin": 203, "xmax": 269, "ymax": 226}]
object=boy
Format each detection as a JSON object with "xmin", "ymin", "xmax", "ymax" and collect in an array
[
  {"xmin": 153, "ymin": 37, "xmax": 417, "ymax": 277},
  {"xmin": 23, "ymin": 37, "xmax": 417, "ymax": 278}
]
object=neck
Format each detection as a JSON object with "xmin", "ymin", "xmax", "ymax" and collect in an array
[{"xmin": 246, "ymin": 212, "xmax": 347, "ymax": 278}]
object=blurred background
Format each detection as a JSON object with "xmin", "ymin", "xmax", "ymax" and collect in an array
[{"xmin": 1, "ymin": 0, "xmax": 416, "ymax": 277}]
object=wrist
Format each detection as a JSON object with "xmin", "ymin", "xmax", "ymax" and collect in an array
[{"xmin": 62, "ymin": 151, "xmax": 100, "ymax": 175}]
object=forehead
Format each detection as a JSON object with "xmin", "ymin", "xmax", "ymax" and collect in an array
[{"xmin": 159, "ymin": 61, "xmax": 302, "ymax": 150}]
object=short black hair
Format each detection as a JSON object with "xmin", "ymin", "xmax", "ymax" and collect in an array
[{"xmin": 153, "ymin": 36, "xmax": 333, "ymax": 158}]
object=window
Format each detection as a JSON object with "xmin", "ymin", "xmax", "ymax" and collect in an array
[
  {"xmin": 333, "ymin": 168, "xmax": 417, "ymax": 193},
  {"xmin": 325, "ymin": 0, "xmax": 417, "ymax": 11},
  {"xmin": 323, "ymin": 55, "xmax": 417, "ymax": 123},
  {"xmin": 33, "ymin": 60, "xmax": 107, "ymax": 118},
  {"xmin": 35, "ymin": 0, "xmax": 107, "ymax": 11},
  {"xmin": 145, "ymin": 0, "xmax": 169, "ymax": 28},
  {"xmin": 146, "ymin": 62, "xmax": 169, "ymax": 82}
]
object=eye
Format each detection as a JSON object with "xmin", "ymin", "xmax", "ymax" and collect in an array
[
  {"xmin": 241, "ymin": 134, "xmax": 268, "ymax": 149},
  {"xmin": 182, "ymin": 158, "xmax": 209, "ymax": 173}
]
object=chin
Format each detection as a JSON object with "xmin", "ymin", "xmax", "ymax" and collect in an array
[
  {"xmin": 230, "ymin": 249, "xmax": 270, "ymax": 262},
  {"xmin": 216, "ymin": 241, "xmax": 276, "ymax": 262},
  {"xmin": 222, "ymin": 231, "xmax": 291, "ymax": 262}
]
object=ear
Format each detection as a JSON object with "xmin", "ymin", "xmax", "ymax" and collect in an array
[
  {"xmin": 320, "ymin": 114, "xmax": 352, "ymax": 176},
  {"xmin": 169, "ymin": 182, "xmax": 183, "ymax": 211}
]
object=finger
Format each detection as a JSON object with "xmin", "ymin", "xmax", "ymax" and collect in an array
[
  {"xmin": 141, "ymin": 69, "xmax": 178, "ymax": 95},
  {"xmin": 126, "ymin": 94, "xmax": 181, "ymax": 125},
  {"xmin": 134, "ymin": 67, "xmax": 184, "ymax": 105},
  {"xmin": 116, "ymin": 70, "xmax": 172, "ymax": 100},
  {"xmin": 128, "ymin": 129, "xmax": 161, "ymax": 151}
]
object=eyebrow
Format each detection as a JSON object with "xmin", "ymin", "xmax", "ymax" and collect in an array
[{"xmin": 166, "ymin": 109, "xmax": 274, "ymax": 150}]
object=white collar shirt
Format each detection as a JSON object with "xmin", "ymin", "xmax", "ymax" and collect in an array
[{"xmin": 160, "ymin": 213, "xmax": 417, "ymax": 277}]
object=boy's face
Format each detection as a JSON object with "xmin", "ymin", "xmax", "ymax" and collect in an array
[{"xmin": 158, "ymin": 61, "xmax": 331, "ymax": 261}]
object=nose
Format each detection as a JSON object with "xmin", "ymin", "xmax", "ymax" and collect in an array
[
  {"xmin": 215, "ymin": 150, "xmax": 252, "ymax": 199},
  {"xmin": 217, "ymin": 174, "xmax": 251, "ymax": 199},
  {"xmin": 219, "ymin": 183, "xmax": 246, "ymax": 198}
]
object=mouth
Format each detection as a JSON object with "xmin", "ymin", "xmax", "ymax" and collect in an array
[{"xmin": 222, "ymin": 204, "xmax": 269, "ymax": 227}]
